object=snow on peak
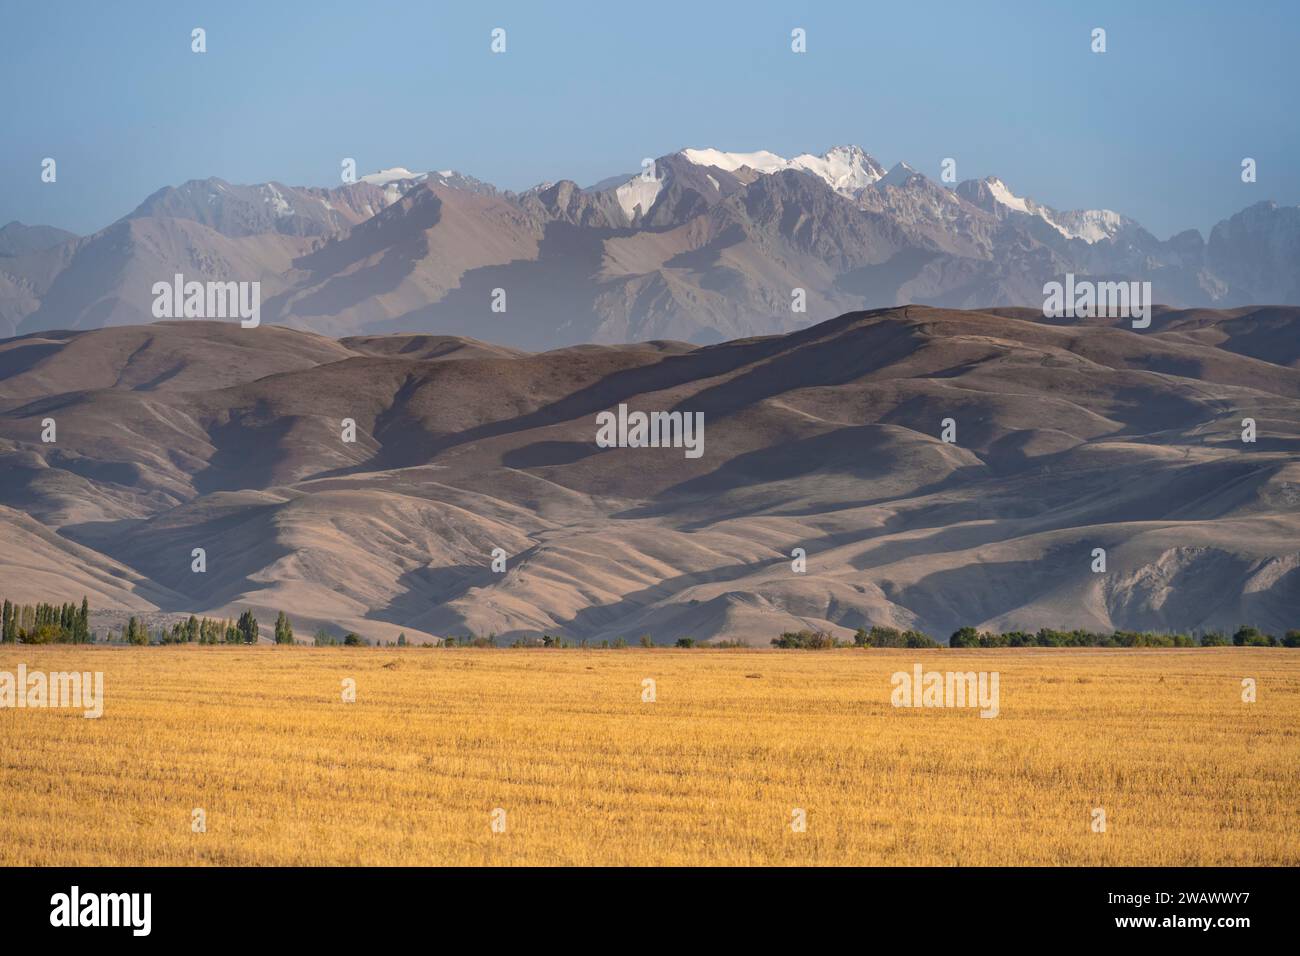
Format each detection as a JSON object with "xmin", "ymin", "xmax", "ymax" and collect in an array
[
  {"xmin": 615, "ymin": 175, "xmax": 663, "ymax": 221},
  {"xmin": 984, "ymin": 177, "xmax": 1030, "ymax": 213},
  {"xmin": 679, "ymin": 148, "xmax": 791, "ymax": 174},
  {"xmin": 680, "ymin": 145, "xmax": 884, "ymax": 196},
  {"xmin": 788, "ymin": 145, "xmax": 884, "ymax": 192},
  {"xmin": 979, "ymin": 176, "xmax": 1123, "ymax": 243},
  {"xmin": 1052, "ymin": 207, "xmax": 1125, "ymax": 243},
  {"xmin": 360, "ymin": 167, "xmax": 424, "ymax": 186}
]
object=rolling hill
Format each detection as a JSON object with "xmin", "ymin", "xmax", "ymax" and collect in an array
[{"xmin": 1, "ymin": 306, "xmax": 1297, "ymax": 643}]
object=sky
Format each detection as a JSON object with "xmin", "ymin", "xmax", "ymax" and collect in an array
[{"xmin": 2, "ymin": 0, "xmax": 1297, "ymax": 239}]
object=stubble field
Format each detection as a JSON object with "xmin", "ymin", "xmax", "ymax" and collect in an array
[{"xmin": 1, "ymin": 646, "xmax": 1297, "ymax": 866}]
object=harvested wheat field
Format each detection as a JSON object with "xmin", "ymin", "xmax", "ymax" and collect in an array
[{"xmin": 1, "ymin": 646, "xmax": 1297, "ymax": 866}]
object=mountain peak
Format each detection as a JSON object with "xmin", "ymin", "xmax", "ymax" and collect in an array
[
  {"xmin": 877, "ymin": 162, "xmax": 921, "ymax": 189},
  {"xmin": 982, "ymin": 176, "xmax": 1031, "ymax": 212},
  {"xmin": 678, "ymin": 148, "xmax": 790, "ymax": 174},
  {"xmin": 679, "ymin": 145, "xmax": 883, "ymax": 196}
]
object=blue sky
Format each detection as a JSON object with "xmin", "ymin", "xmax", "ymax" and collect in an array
[{"xmin": 2, "ymin": 0, "xmax": 1296, "ymax": 238}]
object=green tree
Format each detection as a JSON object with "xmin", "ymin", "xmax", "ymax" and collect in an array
[
  {"xmin": 772, "ymin": 629, "xmax": 837, "ymax": 649},
  {"xmin": 126, "ymin": 616, "xmax": 148, "ymax": 645},
  {"xmin": 273, "ymin": 611, "xmax": 294, "ymax": 645},
  {"xmin": 902, "ymin": 629, "xmax": 938, "ymax": 648},
  {"xmin": 1232, "ymin": 626, "xmax": 1273, "ymax": 647},
  {"xmin": 237, "ymin": 610, "xmax": 259, "ymax": 644},
  {"xmin": 949, "ymin": 626, "xmax": 981, "ymax": 648},
  {"xmin": 638, "ymin": 634, "xmax": 653, "ymax": 648},
  {"xmin": 74, "ymin": 597, "xmax": 90, "ymax": 643},
  {"xmin": 869, "ymin": 626, "xmax": 904, "ymax": 648}
]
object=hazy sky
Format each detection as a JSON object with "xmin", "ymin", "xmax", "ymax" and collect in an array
[{"xmin": 2, "ymin": 0, "xmax": 1296, "ymax": 238}]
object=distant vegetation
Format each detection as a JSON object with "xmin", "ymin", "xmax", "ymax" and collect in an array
[
  {"xmin": 1, "ymin": 598, "xmax": 90, "ymax": 644},
  {"xmin": 769, "ymin": 625, "xmax": 1300, "ymax": 649},
  {"xmin": 3, "ymin": 595, "xmax": 1298, "ymax": 649}
]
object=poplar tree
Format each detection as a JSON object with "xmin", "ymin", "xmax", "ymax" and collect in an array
[{"xmin": 237, "ymin": 610, "xmax": 258, "ymax": 644}]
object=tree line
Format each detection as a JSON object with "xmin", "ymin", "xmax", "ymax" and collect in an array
[
  {"xmin": 4, "ymin": 594, "xmax": 1298, "ymax": 649},
  {"xmin": 1, "ymin": 598, "xmax": 90, "ymax": 644},
  {"xmin": 123, "ymin": 609, "xmax": 272, "ymax": 645},
  {"xmin": 770, "ymin": 624, "xmax": 1300, "ymax": 649},
  {"xmin": 0, "ymin": 596, "xmax": 300, "ymax": 646}
]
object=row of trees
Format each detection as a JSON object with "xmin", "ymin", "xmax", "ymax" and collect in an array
[
  {"xmin": 773, "ymin": 627, "xmax": 943, "ymax": 648},
  {"xmin": 6, "ymin": 594, "xmax": 1299, "ymax": 649},
  {"xmin": 1, "ymin": 598, "xmax": 90, "ymax": 644},
  {"xmin": 769, "ymin": 625, "xmax": 1300, "ymax": 649},
  {"xmin": 118, "ymin": 609, "xmax": 266, "ymax": 645},
  {"xmin": 947, "ymin": 625, "xmax": 1300, "ymax": 648}
]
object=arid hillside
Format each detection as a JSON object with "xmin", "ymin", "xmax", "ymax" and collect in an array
[{"xmin": 1, "ymin": 306, "xmax": 1297, "ymax": 643}]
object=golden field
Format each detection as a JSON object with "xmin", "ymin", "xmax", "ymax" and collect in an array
[{"xmin": 1, "ymin": 645, "xmax": 1297, "ymax": 866}]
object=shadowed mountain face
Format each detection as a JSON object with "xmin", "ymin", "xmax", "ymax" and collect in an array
[
  {"xmin": 3, "ymin": 146, "xmax": 1299, "ymax": 344},
  {"xmin": 0, "ymin": 306, "xmax": 1297, "ymax": 644}
]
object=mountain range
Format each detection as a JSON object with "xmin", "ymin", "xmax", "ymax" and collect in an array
[
  {"xmin": 2, "ymin": 145, "xmax": 1298, "ymax": 346},
  {"xmin": 1, "ymin": 305, "xmax": 1297, "ymax": 644}
]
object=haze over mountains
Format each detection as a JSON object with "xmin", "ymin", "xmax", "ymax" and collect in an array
[
  {"xmin": 1, "ymin": 306, "xmax": 1297, "ymax": 644},
  {"xmin": 2, "ymin": 145, "xmax": 1298, "ymax": 347}
]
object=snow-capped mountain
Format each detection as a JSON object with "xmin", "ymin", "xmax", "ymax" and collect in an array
[
  {"xmin": 957, "ymin": 175, "xmax": 1128, "ymax": 244},
  {"xmin": 678, "ymin": 145, "xmax": 885, "ymax": 196},
  {"xmin": 2, "ymin": 145, "xmax": 1296, "ymax": 343}
]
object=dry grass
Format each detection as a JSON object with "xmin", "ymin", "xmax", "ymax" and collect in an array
[{"xmin": 1, "ymin": 646, "xmax": 1297, "ymax": 866}]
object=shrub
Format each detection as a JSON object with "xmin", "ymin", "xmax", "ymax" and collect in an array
[
  {"xmin": 21, "ymin": 623, "xmax": 61, "ymax": 645},
  {"xmin": 675, "ymin": 638, "xmax": 696, "ymax": 648}
]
